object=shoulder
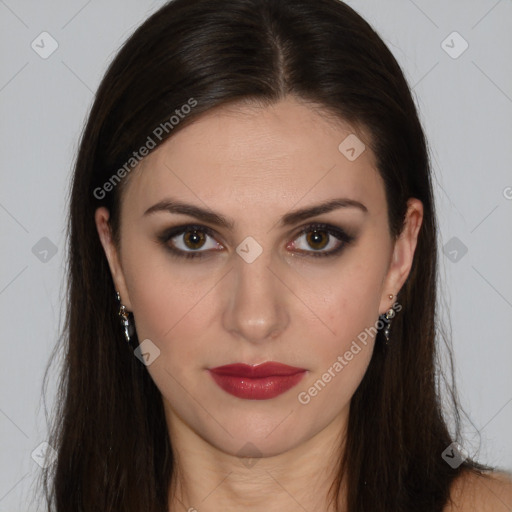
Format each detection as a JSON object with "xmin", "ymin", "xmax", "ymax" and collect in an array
[{"xmin": 444, "ymin": 469, "xmax": 512, "ymax": 512}]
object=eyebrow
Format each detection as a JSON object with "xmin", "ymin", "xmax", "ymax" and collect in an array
[{"xmin": 143, "ymin": 197, "xmax": 368, "ymax": 229}]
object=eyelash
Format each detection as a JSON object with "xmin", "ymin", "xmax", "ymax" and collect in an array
[{"xmin": 157, "ymin": 223, "xmax": 355, "ymax": 260}]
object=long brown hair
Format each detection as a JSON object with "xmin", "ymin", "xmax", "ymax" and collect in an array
[{"xmin": 41, "ymin": 0, "xmax": 490, "ymax": 510}]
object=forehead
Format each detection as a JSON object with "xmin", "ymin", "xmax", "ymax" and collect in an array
[{"xmin": 122, "ymin": 96, "xmax": 384, "ymax": 219}]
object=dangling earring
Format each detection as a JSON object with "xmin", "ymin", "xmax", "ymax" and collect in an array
[
  {"xmin": 116, "ymin": 291, "xmax": 135, "ymax": 344},
  {"xmin": 380, "ymin": 293, "xmax": 398, "ymax": 345}
]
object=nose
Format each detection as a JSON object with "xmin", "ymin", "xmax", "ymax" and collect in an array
[{"xmin": 221, "ymin": 247, "xmax": 290, "ymax": 345}]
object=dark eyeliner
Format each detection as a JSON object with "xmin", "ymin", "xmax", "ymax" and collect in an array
[
  {"xmin": 156, "ymin": 222, "xmax": 355, "ymax": 260},
  {"xmin": 156, "ymin": 224, "xmax": 218, "ymax": 260},
  {"xmin": 293, "ymin": 222, "xmax": 355, "ymax": 258}
]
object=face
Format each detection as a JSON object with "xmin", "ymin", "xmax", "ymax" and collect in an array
[{"xmin": 96, "ymin": 95, "xmax": 422, "ymax": 459}]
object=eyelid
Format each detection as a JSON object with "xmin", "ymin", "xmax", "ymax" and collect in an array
[
  {"xmin": 289, "ymin": 222, "xmax": 355, "ymax": 258},
  {"xmin": 157, "ymin": 223, "xmax": 224, "ymax": 258},
  {"xmin": 293, "ymin": 222, "xmax": 354, "ymax": 243},
  {"xmin": 157, "ymin": 222, "xmax": 355, "ymax": 259}
]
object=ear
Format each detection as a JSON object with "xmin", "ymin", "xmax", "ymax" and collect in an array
[
  {"xmin": 379, "ymin": 198, "xmax": 423, "ymax": 315},
  {"xmin": 95, "ymin": 206, "xmax": 133, "ymax": 310}
]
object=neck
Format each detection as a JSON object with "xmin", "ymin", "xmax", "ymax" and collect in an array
[{"xmin": 165, "ymin": 403, "xmax": 349, "ymax": 512}]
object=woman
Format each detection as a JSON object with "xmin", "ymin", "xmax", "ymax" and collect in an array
[{"xmin": 41, "ymin": 0, "xmax": 512, "ymax": 510}]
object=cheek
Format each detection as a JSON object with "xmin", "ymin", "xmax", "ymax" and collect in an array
[
  {"xmin": 296, "ymin": 274, "xmax": 381, "ymax": 413},
  {"xmin": 120, "ymin": 230, "xmax": 212, "ymax": 340},
  {"xmin": 127, "ymin": 268, "xmax": 216, "ymax": 357},
  {"xmin": 294, "ymin": 253, "xmax": 387, "ymax": 403},
  {"xmin": 122, "ymin": 252, "xmax": 218, "ymax": 409},
  {"xmin": 310, "ymin": 259, "xmax": 385, "ymax": 350}
]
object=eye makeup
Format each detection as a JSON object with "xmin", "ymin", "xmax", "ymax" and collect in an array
[{"xmin": 156, "ymin": 222, "xmax": 357, "ymax": 260}]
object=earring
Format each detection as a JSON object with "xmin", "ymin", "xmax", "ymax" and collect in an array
[
  {"xmin": 380, "ymin": 293, "xmax": 397, "ymax": 345},
  {"xmin": 116, "ymin": 291, "xmax": 135, "ymax": 344}
]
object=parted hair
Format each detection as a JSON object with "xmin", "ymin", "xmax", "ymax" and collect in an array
[{"xmin": 41, "ymin": 0, "xmax": 490, "ymax": 510}]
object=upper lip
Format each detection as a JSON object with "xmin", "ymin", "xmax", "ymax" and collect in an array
[{"xmin": 209, "ymin": 362, "xmax": 306, "ymax": 378}]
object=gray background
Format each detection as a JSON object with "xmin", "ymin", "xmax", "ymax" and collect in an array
[{"xmin": 1, "ymin": 0, "xmax": 511, "ymax": 509}]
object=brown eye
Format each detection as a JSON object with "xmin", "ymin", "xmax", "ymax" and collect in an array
[
  {"xmin": 289, "ymin": 223, "xmax": 355, "ymax": 258},
  {"xmin": 305, "ymin": 230, "xmax": 329, "ymax": 251},
  {"xmin": 159, "ymin": 223, "xmax": 354, "ymax": 261},
  {"xmin": 183, "ymin": 230, "xmax": 207, "ymax": 250},
  {"xmin": 159, "ymin": 225, "xmax": 223, "ymax": 259}
]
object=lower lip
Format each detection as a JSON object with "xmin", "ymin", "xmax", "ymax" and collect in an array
[{"xmin": 208, "ymin": 371, "xmax": 307, "ymax": 400}]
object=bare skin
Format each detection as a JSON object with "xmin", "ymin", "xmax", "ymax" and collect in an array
[
  {"xmin": 444, "ymin": 470, "xmax": 512, "ymax": 512},
  {"xmin": 95, "ymin": 95, "xmax": 511, "ymax": 511}
]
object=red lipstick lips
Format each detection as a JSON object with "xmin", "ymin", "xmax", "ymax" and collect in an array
[{"xmin": 208, "ymin": 362, "xmax": 307, "ymax": 400}]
